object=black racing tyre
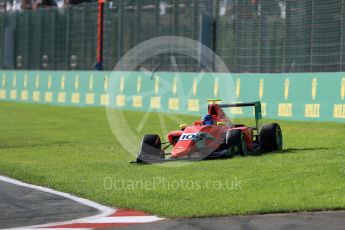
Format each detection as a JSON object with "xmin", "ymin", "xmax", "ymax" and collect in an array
[
  {"xmin": 226, "ymin": 129, "xmax": 248, "ymax": 156},
  {"xmin": 137, "ymin": 134, "xmax": 165, "ymax": 163},
  {"xmin": 259, "ymin": 123, "xmax": 283, "ymax": 152}
]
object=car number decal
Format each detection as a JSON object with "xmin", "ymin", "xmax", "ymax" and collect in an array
[{"xmin": 179, "ymin": 133, "xmax": 197, "ymax": 141}]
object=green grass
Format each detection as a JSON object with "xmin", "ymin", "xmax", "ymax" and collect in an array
[{"xmin": 0, "ymin": 102, "xmax": 345, "ymax": 217}]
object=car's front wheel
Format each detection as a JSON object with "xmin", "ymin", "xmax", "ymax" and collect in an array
[{"xmin": 137, "ymin": 134, "xmax": 165, "ymax": 163}]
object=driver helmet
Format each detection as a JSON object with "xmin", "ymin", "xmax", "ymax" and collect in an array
[{"xmin": 202, "ymin": 114, "xmax": 214, "ymax": 125}]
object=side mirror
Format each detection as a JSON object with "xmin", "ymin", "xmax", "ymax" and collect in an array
[{"xmin": 179, "ymin": 124, "xmax": 188, "ymax": 130}]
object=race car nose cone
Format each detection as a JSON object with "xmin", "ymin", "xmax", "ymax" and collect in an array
[{"xmin": 171, "ymin": 146, "xmax": 190, "ymax": 158}]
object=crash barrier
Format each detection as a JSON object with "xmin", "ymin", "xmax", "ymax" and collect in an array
[{"xmin": 0, "ymin": 70, "xmax": 344, "ymax": 122}]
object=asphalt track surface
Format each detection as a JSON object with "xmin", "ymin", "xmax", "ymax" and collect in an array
[
  {"xmin": 115, "ymin": 211, "xmax": 345, "ymax": 230},
  {"xmin": 1, "ymin": 178, "xmax": 345, "ymax": 230},
  {"xmin": 0, "ymin": 180, "xmax": 99, "ymax": 229}
]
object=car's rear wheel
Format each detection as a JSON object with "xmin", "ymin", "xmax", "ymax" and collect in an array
[
  {"xmin": 226, "ymin": 129, "xmax": 248, "ymax": 156},
  {"xmin": 259, "ymin": 123, "xmax": 283, "ymax": 152},
  {"xmin": 137, "ymin": 134, "xmax": 165, "ymax": 163}
]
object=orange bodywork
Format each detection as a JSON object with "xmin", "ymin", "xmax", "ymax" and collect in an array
[{"xmin": 167, "ymin": 104, "xmax": 254, "ymax": 158}]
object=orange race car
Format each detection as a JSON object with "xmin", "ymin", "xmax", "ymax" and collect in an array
[{"xmin": 134, "ymin": 99, "xmax": 283, "ymax": 163}]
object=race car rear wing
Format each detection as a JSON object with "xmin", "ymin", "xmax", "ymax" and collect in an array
[{"xmin": 219, "ymin": 101, "xmax": 262, "ymax": 130}]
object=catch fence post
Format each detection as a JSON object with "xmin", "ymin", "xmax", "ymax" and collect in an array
[{"xmin": 95, "ymin": 0, "xmax": 105, "ymax": 70}]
